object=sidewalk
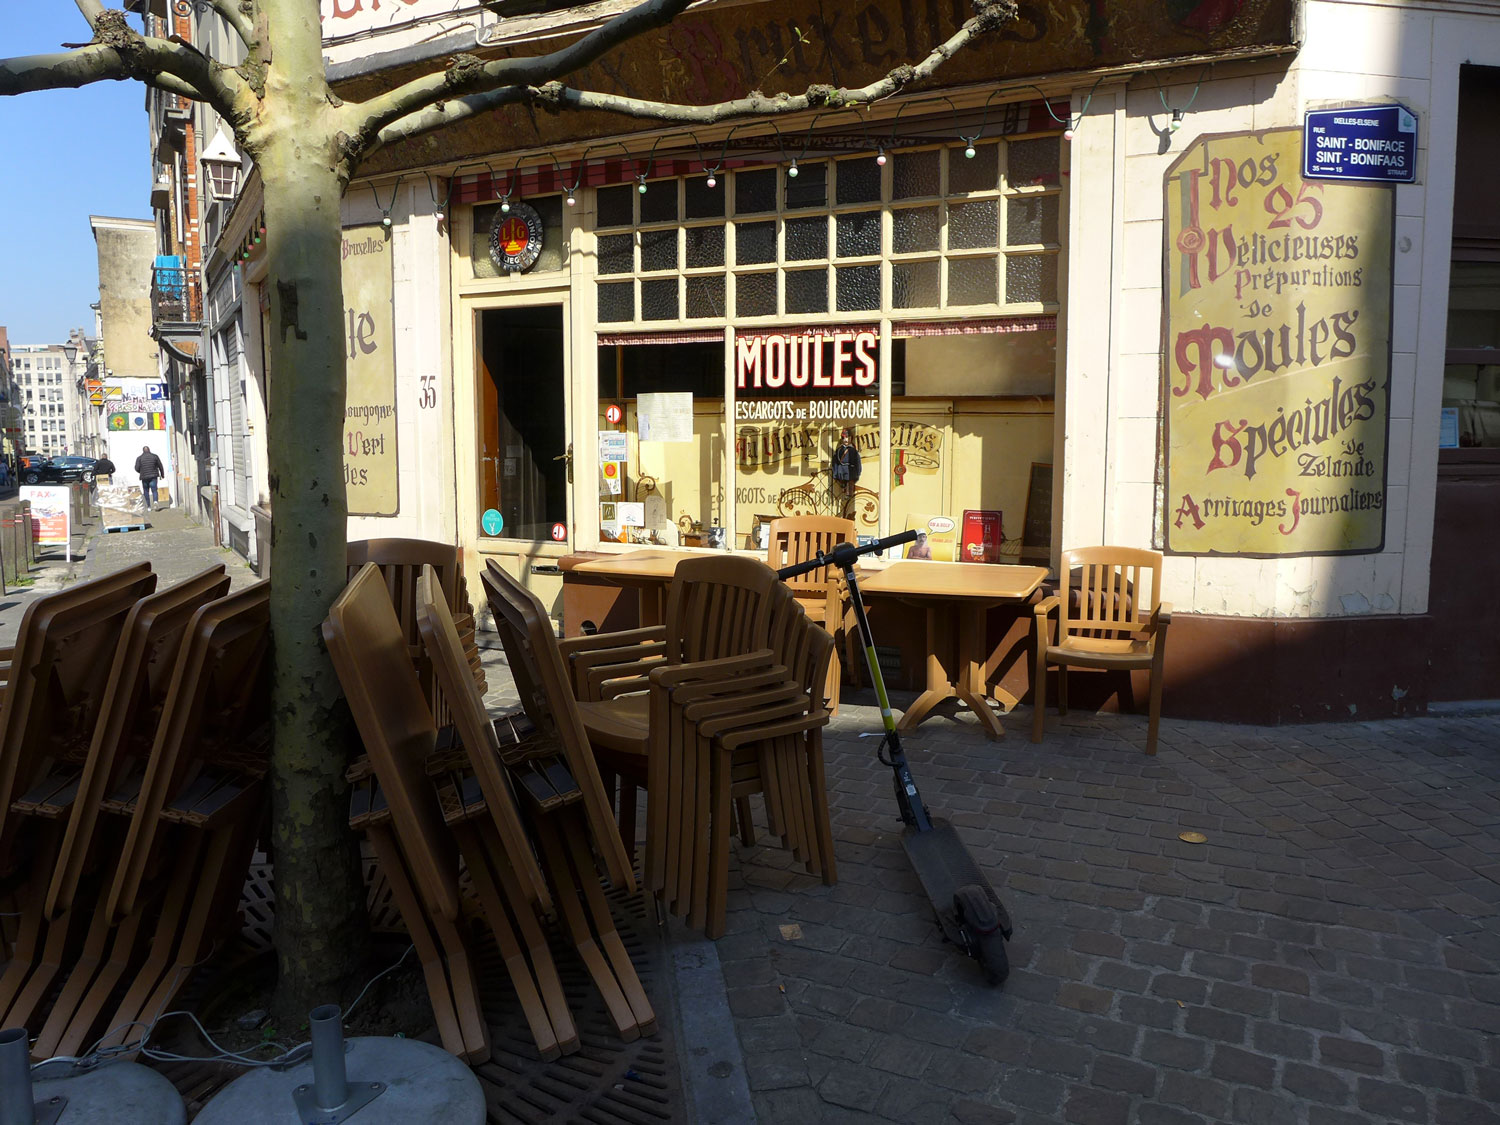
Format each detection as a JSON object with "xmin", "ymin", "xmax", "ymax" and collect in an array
[{"xmin": 8, "ymin": 509, "xmax": 1497, "ymax": 1123}]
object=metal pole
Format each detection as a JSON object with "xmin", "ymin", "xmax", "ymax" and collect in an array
[
  {"xmin": 0, "ymin": 1028, "xmax": 36, "ymax": 1125},
  {"xmin": 307, "ymin": 1006, "xmax": 349, "ymax": 1112}
]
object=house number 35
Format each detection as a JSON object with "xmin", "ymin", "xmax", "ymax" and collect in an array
[{"xmin": 419, "ymin": 374, "xmax": 437, "ymax": 409}]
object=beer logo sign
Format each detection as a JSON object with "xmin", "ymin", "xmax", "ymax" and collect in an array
[{"xmin": 489, "ymin": 203, "xmax": 544, "ymax": 273}]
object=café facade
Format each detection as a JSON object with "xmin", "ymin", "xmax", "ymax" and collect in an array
[{"xmin": 224, "ymin": 0, "xmax": 1500, "ymax": 721}]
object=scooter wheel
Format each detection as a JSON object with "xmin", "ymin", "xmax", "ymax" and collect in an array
[{"xmin": 974, "ymin": 927, "xmax": 1010, "ymax": 985}]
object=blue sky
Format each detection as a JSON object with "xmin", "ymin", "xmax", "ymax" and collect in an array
[{"xmin": 0, "ymin": 8, "xmax": 151, "ymax": 347}]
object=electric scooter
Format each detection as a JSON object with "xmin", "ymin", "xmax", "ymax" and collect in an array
[{"xmin": 777, "ymin": 529, "xmax": 1014, "ymax": 984}]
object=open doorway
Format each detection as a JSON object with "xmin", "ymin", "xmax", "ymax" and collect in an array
[{"xmin": 477, "ymin": 305, "xmax": 568, "ymax": 541}]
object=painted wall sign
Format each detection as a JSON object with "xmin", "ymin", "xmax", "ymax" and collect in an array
[
  {"xmin": 489, "ymin": 204, "xmax": 544, "ymax": 273},
  {"xmin": 1303, "ymin": 105, "xmax": 1417, "ymax": 184},
  {"xmin": 1162, "ymin": 128, "xmax": 1393, "ymax": 556},
  {"xmin": 735, "ymin": 330, "xmax": 878, "ymax": 397},
  {"xmin": 341, "ymin": 225, "xmax": 399, "ymax": 515}
]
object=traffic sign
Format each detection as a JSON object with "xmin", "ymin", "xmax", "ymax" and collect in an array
[{"xmin": 550, "ymin": 522, "xmax": 567, "ymax": 542}]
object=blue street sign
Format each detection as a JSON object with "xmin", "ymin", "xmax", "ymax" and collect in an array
[
  {"xmin": 481, "ymin": 508, "xmax": 504, "ymax": 535},
  {"xmin": 1304, "ymin": 104, "xmax": 1417, "ymax": 183}
]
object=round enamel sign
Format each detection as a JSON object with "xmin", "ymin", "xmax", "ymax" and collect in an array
[
  {"xmin": 605, "ymin": 404, "xmax": 623, "ymax": 425},
  {"xmin": 550, "ymin": 523, "xmax": 568, "ymax": 542},
  {"xmin": 489, "ymin": 203, "xmax": 544, "ymax": 272}
]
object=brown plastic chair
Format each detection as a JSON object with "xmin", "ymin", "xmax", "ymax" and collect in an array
[
  {"xmin": 1032, "ymin": 547, "xmax": 1172, "ymax": 755},
  {"xmin": 766, "ymin": 516, "xmax": 858, "ymax": 711},
  {"xmin": 346, "ymin": 538, "xmax": 486, "ymax": 716},
  {"xmin": 85, "ymin": 582, "xmax": 273, "ymax": 1058},
  {"xmin": 22, "ymin": 566, "xmax": 231, "ymax": 1058},
  {"xmin": 416, "ymin": 566, "xmax": 655, "ymax": 1043},
  {"xmin": 0, "ymin": 563, "xmax": 158, "ymax": 1031}
]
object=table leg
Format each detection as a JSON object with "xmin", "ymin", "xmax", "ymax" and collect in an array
[
  {"xmin": 957, "ymin": 608, "xmax": 1005, "ymax": 741},
  {"xmin": 637, "ymin": 585, "xmax": 663, "ymax": 628},
  {"xmin": 896, "ymin": 605, "xmax": 957, "ymax": 731}
]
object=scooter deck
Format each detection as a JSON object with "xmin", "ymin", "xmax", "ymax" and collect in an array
[{"xmin": 901, "ymin": 819, "xmax": 1013, "ymax": 945}]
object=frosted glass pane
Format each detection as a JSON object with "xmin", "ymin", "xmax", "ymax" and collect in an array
[
  {"xmin": 597, "ymin": 185, "xmax": 633, "ymax": 227},
  {"xmin": 785, "ymin": 216, "xmax": 828, "ymax": 261},
  {"xmin": 948, "ymin": 258, "xmax": 997, "ymax": 305},
  {"xmin": 598, "ymin": 281, "xmax": 634, "ymax": 322},
  {"xmin": 949, "ymin": 142, "xmax": 998, "ymax": 194},
  {"xmin": 641, "ymin": 278, "xmax": 679, "ymax": 320},
  {"xmin": 948, "ymin": 200, "xmax": 998, "ymax": 250},
  {"xmin": 736, "ymin": 221, "xmax": 776, "ymax": 265},
  {"xmin": 736, "ymin": 168, "xmax": 777, "ymax": 214},
  {"xmin": 736, "ymin": 272, "xmax": 776, "ymax": 316},
  {"xmin": 836, "ymin": 265, "xmax": 880, "ymax": 312},
  {"xmin": 640, "ymin": 228, "xmax": 678, "ymax": 271},
  {"xmin": 597, "ymin": 233, "xmax": 633, "ymax": 275},
  {"xmin": 640, "ymin": 182, "xmax": 678, "ymax": 224},
  {"xmin": 893, "ymin": 149, "xmax": 939, "ymax": 199},
  {"xmin": 836, "ymin": 157, "xmax": 881, "ymax": 204},
  {"xmin": 892, "ymin": 206, "xmax": 939, "ymax": 253},
  {"xmin": 893, "ymin": 260, "xmax": 939, "ymax": 308},
  {"xmin": 784, "ymin": 161, "xmax": 827, "ymax": 209},
  {"xmin": 1006, "ymin": 194, "xmax": 1059, "ymax": 245},
  {"xmin": 685, "ymin": 225, "xmax": 724, "ymax": 268},
  {"xmin": 836, "ymin": 211, "xmax": 880, "ymax": 258},
  {"xmin": 786, "ymin": 270, "xmax": 828, "ymax": 314},
  {"xmin": 1005, "ymin": 254, "xmax": 1058, "ymax": 303},
  {"xmin": 686, "ymin": 275, "xmax": 725, "ymax": 318},
  {"xmin": 685, "ymin": 176, "xmax": 725, "ymax": 219},
  {"xmin": 1008, "ymin": 138, "xmax": 1061, "ymax": 187}
]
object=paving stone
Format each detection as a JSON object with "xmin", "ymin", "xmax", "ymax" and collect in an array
[
  {"xmin": 1357, "ymin": 1077, "xmax": 1430, "ymax": 1122},
  {"xmin": 1090, "ymin": 1054, "xmax": 1157, "ymax": 1096},
  {"xmin": 1282, "ymin": 1061, "xmax": 1353, "ymax": 1105},
  {"xmin": 1062, "ymin": 1086, "xmax": 1131, "ymax": 1125},
  {"xmin": 1318, "ymin": 1035, "xmax": 1385, "ymax": 1073},
  {"xmin": 1210, "ymin": 1044, "xmax": 1276, "ymax": 1088},
  {"xmin": 1395, "ymin": 1052, "xmax": 1468, "ymax": 1094}
]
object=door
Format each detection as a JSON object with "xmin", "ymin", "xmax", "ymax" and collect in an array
[{"xmin": 476, "ymin": 305, "xmax": 570, "ymax": 542}]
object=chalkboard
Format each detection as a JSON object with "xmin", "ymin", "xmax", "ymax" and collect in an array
[{"xmin": 1020, "ymin": 462, "xmax": 1053, "ymax": 561}]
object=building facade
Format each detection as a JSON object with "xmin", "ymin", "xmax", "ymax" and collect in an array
[{"xmin": 184, "ymin": 0, "xmax": 1500, "ymax": 720}]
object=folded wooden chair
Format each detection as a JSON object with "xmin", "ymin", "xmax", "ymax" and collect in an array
[
  {"xmin": 416, "ymin": 566, "xmax": 655, "ymax": 1042},
  {"xmin": 84, "ymin": 583, "xmax": 273, "ymax": 1057},
  {"xmin": 347, "ymin": 538, "xmax": 486, "ymax": 718},
  {"xmin": 0, "ymin": 563, "xmax": 159, "ymax": 1031},
  {"xmin": 327, "ymin": 564, "xmax": 572, "ymax": 1063},
  {"xmin": 13, "ymin": 566, "xmax": 232, "ymax": 1057}
]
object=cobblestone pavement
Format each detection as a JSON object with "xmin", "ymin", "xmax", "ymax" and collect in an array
[{"xmin": 714, "ymin": 701, "xmax": 1500, "ymax": 1125}]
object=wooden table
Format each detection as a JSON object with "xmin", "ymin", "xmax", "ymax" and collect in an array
[
  {"xmin": 564, "ymin": 550, "xmax": 718, "ymax": 627},
  {"xmin": 857, "ymin": 561, "xmax": 1049, "ymax": 741}
]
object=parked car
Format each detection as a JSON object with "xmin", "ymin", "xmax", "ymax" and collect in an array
[{"xmin": 21, "ymin": 456, "xmax": 100, "ymax": 485}]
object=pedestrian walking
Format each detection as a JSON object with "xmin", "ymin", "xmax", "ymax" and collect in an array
[{"xmin": 135, "ymin": 445, "xmax": 165, "ymax": 511}]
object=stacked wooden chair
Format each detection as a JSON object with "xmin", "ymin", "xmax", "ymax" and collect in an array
[
  {"xmin": 0, "ymin": 565, "xmax": 273, "ymax": 1060},
  {"xmin": 482, "ymin": 555, "xmax": 838, "ymax": 939},
  {"xmin": 765, "ymin": 515, "xmax": 858, "ymax": 712}
]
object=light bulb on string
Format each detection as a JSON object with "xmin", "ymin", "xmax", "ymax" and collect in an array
[
  {"xmin": 1063, "ymin": 126, "xmax": 1075, "ymax": 142},
  {"xmin": 637, "ymin": 175, "xmax": 648, "ymax": 195},
  {"xmin": 435, "ymin": 209, "xmax": 445, "ymax": 223},
  {"xmin": 964, "ymin": 142, "xmax": 976, "ymax": 159},
  {"xmin": 501, "ymin": 197, "xmax": 511, "ymax": 213},
  {"xmin": 787, "ymin": 158, "xmax": 799, "ymax": 178},
  {"xmin": 705, "ymin": 173, "xmax": 717, "ymax": 188},
  {"xmin": 1170, "ymin": 110, "xmax": 1184, "ymax": 133},
  {"xmin": 566, "ymin": 190, "xmax": 576, "ymax": 207},
  {"xmin": 381, "ymin": 214, "xmax": 392, "ymax": 228},
  {"xmin": 876, "ymin": 146, "xmax": 886, "ymax": 167}
]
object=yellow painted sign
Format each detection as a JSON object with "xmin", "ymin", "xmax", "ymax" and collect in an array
[
  {"xmin": 1162, "ymin": 128, "xmax": 1392, "ymax": 556},
  {"xmin": 341, "ymin": 226, "xmax": 398, "ymax": 516}
]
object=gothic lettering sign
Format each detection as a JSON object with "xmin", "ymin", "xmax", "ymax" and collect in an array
[
  {"xmin": 1162, "ymin": 128, "xmax": 1393, "ymax": 556},
  {"xmin": 341, "ymin": 226, "xmax": 399, "ymax": 515}
]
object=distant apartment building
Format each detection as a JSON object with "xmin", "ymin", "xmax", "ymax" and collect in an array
[{"xmin": 10, "ymin": 341, "xmax": 88, "ymax": 458}]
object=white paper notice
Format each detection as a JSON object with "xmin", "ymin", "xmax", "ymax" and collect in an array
[
  {"xmin": 598, "ymin": 431, "xmax": 629, "ymax": 462},
  {"xmin": 637, "ymin": 392, "xmax": 693, "ymax": 443},
  {"xmin": 617, "ymin": 502, "xmax": 646, "ymax": 527}
]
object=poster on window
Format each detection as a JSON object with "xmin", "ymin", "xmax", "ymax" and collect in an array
[
  {"xmin": 1162, "ymin": 128, "xmax": 1392, "ymax": 557},
  {"xmin": 342, "ymin": 225, "xmax": 398, "ymax": 516}
]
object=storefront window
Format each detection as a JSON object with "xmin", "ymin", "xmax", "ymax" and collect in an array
[{"xmin": 596, "ymin": 342, "xmax": 726, "ymax": 545}]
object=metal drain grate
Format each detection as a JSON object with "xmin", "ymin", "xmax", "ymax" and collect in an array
[{"xmin": 166, "ymin": 858, "xmax": 685, "ymax": 1123}]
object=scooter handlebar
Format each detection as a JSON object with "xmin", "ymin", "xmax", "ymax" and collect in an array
[{"xmin": 775, "ymin": 529, "xmax": 920, "ymax": 580}]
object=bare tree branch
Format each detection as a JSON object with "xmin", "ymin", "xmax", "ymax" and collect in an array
[
  {"xmin": 0, "ymin": 12, "xmax": 249, "ymax": 125},
  {"xmin": 372, "ymin": 0, "xmax": 1015, "ymax": 152},
  {"xmin": 347, "ymin": 0, "xmax": 695, "ymax": 155},
  {"xmin": 203, "ymin": 0, "xmax": 255, "ymax": 48},
  {"xmin": 73, "ymin": 0, "xmax": 108, "ymax": 29}
]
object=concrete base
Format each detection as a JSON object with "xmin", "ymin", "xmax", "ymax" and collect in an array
[
  {"xmin": 27, "ymin": 1060, "xmax": 186, "ymax": 1124},
  {"xmin": 192, "ymin": 1037, "xmax": 484, "ymax": 1125}
]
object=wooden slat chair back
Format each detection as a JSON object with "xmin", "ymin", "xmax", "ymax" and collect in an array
[
  {"xmin": 0, "ymin": 563, "xmax": 158, "ymax": 851},
  {"xmin": 663, "ymin": 554, "xmax": 780, "ymax": 665},
  {"xmin": 324, "ymin": 564, "xmax": 494, "ymax": 1062},
  {"xmin": 1032, "ymin": 546, "xmax": 1172, "ymax": 755},
  {"xmin": 767, "ymin": 516, "xmax": 856, "ymax": 712},
  {"xmin": 477, "ymin": 563, "xmax": 636, "ymax": 893},
  {"xmin": 24, "ymin": 567, "xmax": 233, "ymax": 1059},
  {"xmin": 417, "ymin": 567, "xmax": 655, "ymax": 1045},
  {"xmin": 82, "ymin": 582, "xmax": 273, "ymax": 1059},
  {"xmin": 346, "ymin": 538, "xmax": 487, "ymax": 717}
]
